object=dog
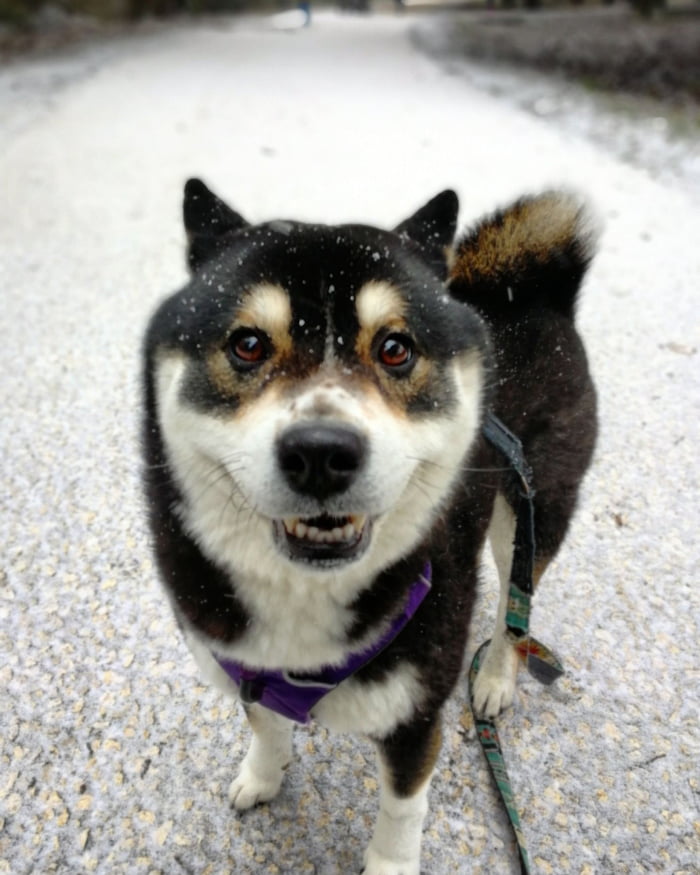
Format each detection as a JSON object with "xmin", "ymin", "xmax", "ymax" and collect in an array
[{"xmin": 141, "ymin": 178, "xmax": 597, "ymax": 874}]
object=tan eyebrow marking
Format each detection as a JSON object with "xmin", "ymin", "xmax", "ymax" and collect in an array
[
  {"xmin": 356, "ymin": 280, "xmax": 406, "ymax": 331},
  {"xmin": 237, "ymin": 283, "xmax": 292, "ymax": 350},
  {"xmin": 355, "ymin": 281, "xmax": 408, "ymax": 365}
]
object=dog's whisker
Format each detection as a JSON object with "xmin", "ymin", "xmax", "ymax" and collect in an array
[
  {"xmin": 405, "ymin": 454, "xmax": 510, "ymax": 475},
  {"xmin": 143, "ymin": 460, "xmax": 174, "ymax": 471},
  {"xmin": 409, "ymin": 482, "xmax": 435, "ymax": 505}
]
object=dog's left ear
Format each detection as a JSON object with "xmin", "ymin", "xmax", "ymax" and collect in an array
[
  {"xmin": 183, "ymin": 178, "xmax": 249, "ymax": 272},
  {"xmin": 394, "ymin": 189, "xmax": 459, "ymax": 280}
]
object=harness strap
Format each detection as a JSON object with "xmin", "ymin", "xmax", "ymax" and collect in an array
[
  {"xmin": 214, "ymin": 563, "xmax": 432, "ymax": 724},
  {"xmin": 473, "ymin": 412, "xmax": 565, "ymax": 874}
]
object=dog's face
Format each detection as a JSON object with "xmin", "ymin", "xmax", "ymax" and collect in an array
[{"xmin": 148, "ymin": 181, "xmax": 488, "ymax": 589}]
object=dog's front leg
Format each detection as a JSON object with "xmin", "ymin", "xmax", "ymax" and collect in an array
[
  {"xmin": 229, "ymin": 704, "xmax": 293, "ymax": 810},
  {"xmin": 472, "ymin": 493, "xmax": 520, "ymax": 718},
  {"xmin": 363, "ymin": 718, "xmax": 441, "ymax": 875}
]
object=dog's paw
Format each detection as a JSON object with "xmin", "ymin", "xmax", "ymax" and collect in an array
[
  {"xmin": 471, "ymin": 643, "xmax": 518, "ymax": 719},
  {"xmin": 362, "ymin": 847, "xmax": 420, "ymax": 875},
  {"xmin": 228, "ymin": 761, "xmax": 284, "ymax": 811}
]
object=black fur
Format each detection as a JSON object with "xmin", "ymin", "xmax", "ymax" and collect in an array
[
  {"xmin": 184, "ymin": 177, "xmax": 248, "ymax": 272},
  {"xmin": 141, "ymin": 350, "xmax": 252, "ymax": 641},
  {"xmin": 450, "ymin": 193, "xmax": 598, "ymax": 558}
]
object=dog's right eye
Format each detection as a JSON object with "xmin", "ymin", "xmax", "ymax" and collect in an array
[
  {"xmin": 226, "ymin": 329, "xmax": 270, "ymax": 370},
  {"xmin": 377, "ymin": 333, "xmax": 415, "ymax": 373}
]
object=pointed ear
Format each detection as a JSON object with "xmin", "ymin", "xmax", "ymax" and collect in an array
[
  {"xmin": 183, "ymin": 178, "xmax": 248, "ymax": 272},
  {"xmin": 394, "ymin": 189, "xmax": 459, "ymax": 279}
]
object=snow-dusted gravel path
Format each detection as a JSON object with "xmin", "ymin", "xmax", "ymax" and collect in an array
[{"xmin": 1, "ymin": 12, "xmax": 698, "ymax": 874}]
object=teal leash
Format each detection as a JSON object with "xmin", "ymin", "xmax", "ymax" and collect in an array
[
  {"xmin": 471, "ymin": 414, "xmax": 566, "ymax": 874},
  {"xmin": 469, "ymin": 642, "xmax": 530, "ymax": 875}
]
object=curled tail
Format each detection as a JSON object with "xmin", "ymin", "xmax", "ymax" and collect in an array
[{"xmin": 449, "ymin": 191, "xmax": 599, "ymax": 321}]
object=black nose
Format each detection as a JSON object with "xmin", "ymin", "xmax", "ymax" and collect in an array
[{"xmin": 277, "ymin": 423, "xmax": 367, "ymax": 500}]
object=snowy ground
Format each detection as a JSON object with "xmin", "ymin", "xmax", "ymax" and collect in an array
[{"xmin": 1, "ymin": 11, "xmax": 699, "ymax": 875}]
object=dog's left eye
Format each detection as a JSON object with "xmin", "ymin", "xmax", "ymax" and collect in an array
[
  {"xmin": 226, "ymin": 329, "xmax": 270, "ymax": 369},
  {"xmin": 378, "ymin": 334, "xmax": 415, "ymax": 371}
]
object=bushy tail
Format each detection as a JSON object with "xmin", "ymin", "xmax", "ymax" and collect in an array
[{"xmin": 449, "ymin": 191, "xmax": 599, "ymax": 321}]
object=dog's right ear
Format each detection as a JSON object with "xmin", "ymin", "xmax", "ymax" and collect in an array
[
  {"xmin": 394, "ymin": 189, "xmax": 459, "ymax": 280},
  {"xmin": 183, "ymin": 178, "xmax": 248, "ymax": 272}
]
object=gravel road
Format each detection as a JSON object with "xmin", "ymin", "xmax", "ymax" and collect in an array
[{"xmin": 1, "ymin": 12, "xmax": 699, "ymax": 874}]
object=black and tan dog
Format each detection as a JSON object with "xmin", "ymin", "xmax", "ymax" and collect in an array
[{"xmin": 142, "ymin": 179, "xmax": 597, "ymax": 874}]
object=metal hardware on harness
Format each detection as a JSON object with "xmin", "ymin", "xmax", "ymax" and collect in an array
[
  {"xmin": 239, "ymin": 677, "xmax": 264, "ymax": 706},
  {"xmin": 471, "ymin": 412, "xmax": 565, "ymax": 875}
]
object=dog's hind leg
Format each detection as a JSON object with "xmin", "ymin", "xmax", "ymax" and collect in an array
[
  {"xmin": 229, "ymin": 705, "xmax": 293, "ymax": 810},
  {"xmin": 363, "ymin": 719, "xmax": 442, "ymax": 875},
  {"xmin": 472, "ymin": 493, "xmax": 552, "ymax": 719}
]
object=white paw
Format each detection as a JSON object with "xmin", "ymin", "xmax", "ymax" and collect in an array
[
  {"xmin": 228, "ymin": 760, "xmax": 284, "ymax": 811},
  {"xmin": 472, "ymin": 643, "xmax": 518, "ymax": 719},
  {"xmin": 362, "ymin": 846, "xmax": 420, "ymax": 875}
]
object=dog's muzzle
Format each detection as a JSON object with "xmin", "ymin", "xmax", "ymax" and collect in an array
[{"xmin": 274, "ymin": 423, "xmax": 371, "ymax": 566}]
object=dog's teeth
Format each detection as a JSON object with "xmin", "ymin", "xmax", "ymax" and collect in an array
[{"xmin": 282, "ymin": 515, "xmax": 367, "ymax": 545}]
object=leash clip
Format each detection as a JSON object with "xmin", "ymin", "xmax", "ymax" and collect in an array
[{"xmin": 239, "ymin": 676, "xmax": 264, "ymax": 706}]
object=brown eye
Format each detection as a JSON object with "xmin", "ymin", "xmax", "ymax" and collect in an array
[
  {"xmin": 378, "ymin": 334, "xmax": 414, "ymax": 371},
  {"xmin": 227, "ymin": 329, "xmax": 270, "ymax": 369}
]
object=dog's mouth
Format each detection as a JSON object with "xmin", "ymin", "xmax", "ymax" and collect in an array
[{"xmin": 274, "ymin": 513, "xmax": 371, "ymax": 566}]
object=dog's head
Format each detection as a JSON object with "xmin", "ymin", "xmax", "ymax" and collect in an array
[{"xmin": 146, "ymin": 180, "xmax": 488, "ymax": 585}]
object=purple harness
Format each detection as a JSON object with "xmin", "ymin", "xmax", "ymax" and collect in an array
[{"xmin": 214, "ymin": 562, "xmax": 432, "ymax": 723}]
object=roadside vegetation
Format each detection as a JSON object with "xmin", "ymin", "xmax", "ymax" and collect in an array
[{"xmin": 427, "ymin": 4, "xmax": 700, "ymax": 105}]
